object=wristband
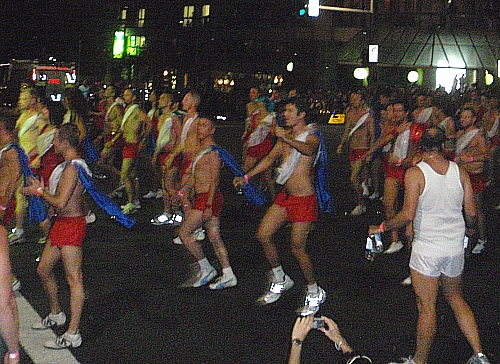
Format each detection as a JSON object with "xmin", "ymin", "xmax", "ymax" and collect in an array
[
  {"xmin": 379, "ymin": 222, "xmax": 385, "ymax": 233},
  {"xmin": 335, "ymin": 339, "xmax": 344, "ymax": 351},
  {"xmin": 243, "ymin": 174, "xmax": 249, "ymax": 183},
  {"xmin": 35, "ymin": 187, "xmax": 44, "ymax": 197},
  {"xmin": 8, "ymin": 352, "xmax": 19, "ymax": 359},
  {"xmin": 0, "ymin": 205, "xmax": 6, "ymax": 211}
]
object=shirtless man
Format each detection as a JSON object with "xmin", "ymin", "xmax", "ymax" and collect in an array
[
  {"xmin": 454, "ymin": 107, "xmax": 490, "ymax": 254},
  {"xmin": 169, "ymin": 90, "xmax": 203, "ymax": 243},
  {"xmin": 365, "ymin": 102, "xmax": 423, "ymax": 254},
  {"xmin": 336, "ymin": 91, "xmax": 375, "ymax": 215},
  {"xmin": 113, "ymin": 88, "xmax": 149, "ymax": 214},
  {"xmin": 24, "ymin": 123, "xmax": 87, "ymax": 349},
  {"xmin": 150, "ymin": 93, "xmax": 183, "ymax": 225},
  {"xmin": 412, "ymin": 94, "xmax": 446, "ymax": 128},
  {"xmin": 179, "ymin": 118, "xmax": 237, "ymax": 289},
  {"xmin": 98, "ymin": 86, "xmax": 123, "ymax": 180},
  {"xmin": 480, "ymin": 94, "xmax": 500, "ymax": 148},
  {"xmin": 9, "ymin": 88, "xmax": 48, "ymax": 244},
  {"xmin": 0, "ymin": 117, "xmax": 22, "ymax": 364},
  {"xmin": 234, "ymin": 97, "xmax": 325, "ymax": 316}
]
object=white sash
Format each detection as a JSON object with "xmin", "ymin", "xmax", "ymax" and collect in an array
[
  {"xmin": 49, "ymin": 158, "xmax": 91, "ymax": 195},
  {"xmin": 456, "ymin": 129, "xmax": 480, "ymax": 155},
  {"xmin": 147, "ymin": 107, "xmax": 156, "ymax": 121},
  {"xmin": 347, "ymin": 112, "xmax": 370, "ymax": 138},
  {"xmin": 392, "ymin": 128, "xmax": 411, "ymax": 160},
  {"xmin": 156, "ymin": 115, "xmax": 173, "ymax": 150},
  {"xmin": 276, "ymin": 131, "xmax": 309, "ymax": 185},
  {"xmin": 191, "ymin": 147, "xmax": 214, "ymax": 174},
  {"xmin": 0, "ymin": 143, "xmax": 11, "ymax": 160},
  {"xmin": 121, "ymin": 104, "xmax": 139, "ymax": 129},
  {"xmin": 180, "ymin": 114, "xmax": 198, "ymax": 149},
  {"xmin": 18, "ymin": 113, "xmax": 41, "ymax": 137},
  {"xmin": 248, "ymin": 113, "xmax": 274, "ymax": 147},
  {"xmin": 62, "ymin": 111, "xmax": 74, "ymax": 125},
  {"xmin": 416, "ymin": 107, "xmax": 433, "ymax": 124},
  {"xmin": 36, "ymin": 128, "xmax": 56, "ymax": 158},
  {"xmin": 105, "ymin": 102, "xmax": 120, "ymax": 121},
  {"xmin": 487, "ymin": 116, "xmax": 499, "ymax": 139}
]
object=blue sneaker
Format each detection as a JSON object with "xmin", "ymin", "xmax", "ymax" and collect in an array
[{"xmin": 182, "ymin": 267, "xmax": 216, "ymax": 288}]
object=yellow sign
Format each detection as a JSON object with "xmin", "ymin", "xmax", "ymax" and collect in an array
[{"xmin": 328, "ymin": 113, "xmax": 345, "ymax": 125}]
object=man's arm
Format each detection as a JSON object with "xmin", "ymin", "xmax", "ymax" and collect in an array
[
  {"xmin": 0, "ymin": 151, "xmax": 20, "ymax": 211},
  {"xmin": 459, "ymin": 165, "xmax": 478, "ymax": 235},
  {"xmin": 245, "ymin": 141, "xmax": 283, "ymax": 179},
  {"xmin": 370, "ymin": 167, "xmax": 423, "ymax": 234},
  {"xmin": 278, "ymin": 132, "xmax": 319, "ymax": 157}
]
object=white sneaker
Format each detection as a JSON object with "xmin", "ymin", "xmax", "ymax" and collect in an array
[
  {"xmin": 194, "ymin": 227, "xmax": 205, "ymax": 241},
  {"xmin": 257, "ymin": 275, "xmax": 294, "ymax": 305},
  {"xmin": 142, "ymin": 190, "xmax": 157, "ymax": 199},
  {"xmin": 298, "ymin": 286, "xmax": 326, "ymax": 316},
  {"xmin": 472, "ymin": 239, "xmax": 486, "ymax": 254},
  {"xmin": 8, "ymin": 229, "xmax": 25, "ymax": 245},
  {"xmin": 401, "ymin": 276, "xmax": 412, "ymax": 286},
  {"xmin": 85, "ymin": 211, "xmax": 96, "ymax": 224},
  {"xmin": 183, "ymin": 267, "xmax": 217, "ymax": 288},
  {"xmin": 350, "ymin": 205, "xmax": 366, "ymax": 216},
  {"xmin": 209, "ymin": 274, "xmax": 238, "ymax": 290},
  {"xmin": 172, "ymin": 236, "xmax": 183, "ymax": 245},
  {"xmin": 44, "ymin": 331, "xmax": 82, "ymax": 349},
  {"xmin": 151, "ymin": 212, "xmax": 172, "ymax": 225},
  {"xmin": 155, "ymin": 189, "xmax": 163, "ymax": 199},
  {"xmin": 385, "ymin": 241, "xmax": 404, "ymax": 254},
  {"xmin": 32, "ymin": 312, "xmax": 67, "ymax": 330}
]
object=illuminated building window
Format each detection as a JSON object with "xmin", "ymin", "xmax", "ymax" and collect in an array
[
  {"xmin": 121, "ymin": 8, "xmax": 127, "ymax": 20},
  {"xmin": 202, "ymin": 5, "xmax": 210, "ymax": 25},
  {"xmin": 127, "ymin": 35, "xmax": 146, "ymax": 57},
  {"xmin": 183, "ymin": 6, "xmax": 194, "ymax": 27},
  {"xmin": 113, "ymin": 31, "xmax": 125, "ymax": 59},
  {"xmin": 138, "ymin": 8, "xmax": 146, "ymax": 28}
]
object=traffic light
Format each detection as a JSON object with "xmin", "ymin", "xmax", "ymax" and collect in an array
[{"xmin": 308, "ymin": 0, "xmax": 320, "ymax": 17}]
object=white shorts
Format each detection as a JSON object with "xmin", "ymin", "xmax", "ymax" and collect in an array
[{"xmin": 409, "ymin": 250, "xmax": 464, "ymax": 278}]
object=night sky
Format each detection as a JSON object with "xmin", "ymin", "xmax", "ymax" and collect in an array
[{"xmin": 0, "ymin": 1, "xmax": 116, "ymax": 65}]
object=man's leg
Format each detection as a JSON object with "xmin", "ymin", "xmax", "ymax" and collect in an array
[
  {"xmin": 0, "ymin": 226, "xmax": 19, "ymax": 358},
  {"xmin": 179, "ymin": 209, "xmax": 204, "ymax": 261},
  {"xmin": 205, "ymin": 216, "xmax": 230, "ymax": 269},
  {"xmin": 384, "ymin": 177, "xmax": 403, "ymax": 251},
  {"xmin": 290, "ymin": 222, "xmax": 314, "ymax": 285},
  {"xmin": 441, "ymin": 274, "xmax": 483, "ymax": 354},
  {"xmin": 60, "ymin": 246, "xmax": 84, "ymax": 335},
  {"xmin": 120, "ymin": 158, "xmax": 133, "ymax": 203},
  {"xmin": 256, "ymin": 204, "xmax": 287, "ymax": 269},
  {"xmin": 37, "ymin": 241, "xmax": 63, "ymax": 314},
  {"xmin": 411, "ymin": 268, "xmax": 439, "ymax": 364}
]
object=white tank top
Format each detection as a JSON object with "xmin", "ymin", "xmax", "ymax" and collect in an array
[{"xmin": 412, "ymin": 161, "xmax": 465, "ymax": 257}]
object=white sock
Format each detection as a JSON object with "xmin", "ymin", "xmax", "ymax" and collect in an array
[
  {"xmin": 272, "ymin": 265, "xmax": 285, "ymax": 282},
  {"xmin": 222, "ymin": 267, "xmax": 234, "ymax": 277},
  {"xmin": 307, "ymin": 283, "xmax": 319, "ymax": 294},
  {"xmin": 198, "ymin": 258, "xmax": 212, "ymax": 270},
  {"xmin": 15, "ymin": 228, "xmax": 24, "ymax": 235}
]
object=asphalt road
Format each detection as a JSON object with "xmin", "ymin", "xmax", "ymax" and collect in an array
[{"xmin": 4, "ymin": 123, "xmax": 500, "ymax": 363}]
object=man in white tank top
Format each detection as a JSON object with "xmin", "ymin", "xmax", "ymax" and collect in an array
[{"xmin": 369, "ymin": 127, "xmax": 490, "ymax": 364}]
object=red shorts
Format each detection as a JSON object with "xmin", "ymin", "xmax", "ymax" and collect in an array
[
  {"xmin": 2, "ymin": 199, "xmax": 16, "ymax": 226},
  {"xmin": 383, "ymin": 158, "xmax": 407, "ymax": 185},
  {"xmin": 180, "ymin": 155, "xmax": 192, "ymax": 179},
  {"xmin": 194, "ymin": 192, "xmax": 224, "ymax": 217},
  {"xmin": 49, "ymin": 216, "xmax": 87, "ymax": 247},
  {"xmin": 123, "ymin": 142, "xmax": 140, "ymax": 159},
  {"xmin": 469, "ymin": 173, "xmax": 487, "ymax": 193},
  {"xmin": 348, "ymin": 148, "xmax": 368, "ymax": 162},
  {"xmin": 274, "ymin": 190, "xmax": 318, "ymax": 222},
  {"xmin": 247, "ymin": 138, "xmax": 273, "ymax": 159},
  {"xmin": 158, "ymin": 152, "xmax": 170, "ymax": 166}
]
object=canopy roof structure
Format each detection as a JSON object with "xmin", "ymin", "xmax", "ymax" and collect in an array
[{"xmin": 338, "ymin": 27, "xmax": 500, "ymax": 70}]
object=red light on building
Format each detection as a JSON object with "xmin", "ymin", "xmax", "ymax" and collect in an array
[{"xmin": 48, "ymin": 79, "xmax": 61, "ymax": 85}]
